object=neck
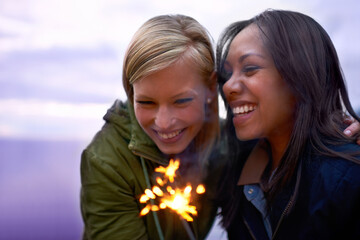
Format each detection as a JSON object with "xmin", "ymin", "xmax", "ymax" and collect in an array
[
  {"xmin": 268, "ymin": 134, "xmax": 292, "ymax": 170},
  {"xmin": 271, "ymin": 148, "xmax": 285, "ymax": 170}
]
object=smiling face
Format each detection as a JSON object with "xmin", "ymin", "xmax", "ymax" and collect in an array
[
  {"xmin": 222, "ymin": 24, "xmax": 296, "ymax": 148},
  {"xmin": 133, "ymin": 58, "xmax": 212, "ymax": 155}
]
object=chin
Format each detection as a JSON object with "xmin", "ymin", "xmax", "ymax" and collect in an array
[
  {"xmin": 235, "ymin": 132, "xmax": 256, "ymax": 141},
  {"xmin": 158, "ymin": 146, "xmax": 185, "ymax": 155}
]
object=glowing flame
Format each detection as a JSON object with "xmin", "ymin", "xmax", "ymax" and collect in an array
[
  {"xmin": 155, "ymin": 159, "xmax": 180, "ymax": 183},
  {"xmin": 167, "ymin": 186, "xmax": 175, "ymax": 195},
  {"xmin": 139, "ymin": 159, "xmax": 206, "ymax": 222},
  {"xmin": 145, "ymin": 189, "xmax": 156, "ymax": 199},
  {"xmin": 196, "ymin": 184, "xmax": 205, "ymax": 194},
  {"xmin": 184, "ymin": 185, "xmax": 192, "ymax": 195},
  {"xmin": 156, "ymin": 177, "xmax": 164, "ymax": 186},
  {"xmin": 151, "ymin": 205, "xmax": 160, "ymax": 211},
  {"xmin": 139, "ymin": 195, "xmax": 149, "ymax": 203},
  {"xmin": 140, "ymin": 205, "xmax": 151, "ymax": 215},
  {"xmin": 152, "ymin": 186, "xmax": 164, "ymax": 196},
  {"xmin": 161, "ymin": 188, "xmax": 197, "ymax": 221}
]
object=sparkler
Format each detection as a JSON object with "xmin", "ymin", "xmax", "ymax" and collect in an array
[{"xmin": 139, "ymin": 159, "xmax": 206, "ymax": 240}]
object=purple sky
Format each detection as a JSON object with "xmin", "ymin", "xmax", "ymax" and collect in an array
[{"xmin": 0, "ymin": 1, "xmax": 359, "ymax": 239}]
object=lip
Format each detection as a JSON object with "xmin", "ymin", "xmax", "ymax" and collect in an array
[
  {"xmin": 229, "ymin": 101, "xmax": 257, "ymax": 126},
  {"xmin": 232, "ymin": 110, "xmax": 254, "ymax": 126},
  {"xmin": 153, "ymin": 128, "xmax": 185, "ymax": 144}
]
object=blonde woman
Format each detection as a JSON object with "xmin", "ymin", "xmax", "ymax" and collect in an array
[{"xmin": 80, "ymin": 14, "xmax": 222, "ymax": 240}]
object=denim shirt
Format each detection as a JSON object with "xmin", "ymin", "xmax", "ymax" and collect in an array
[
  {"xmin": 238, "ymin": 140, "xmax": 272, "ymax": 238},
  {"xmin": 244, "ymin": 184, "xmax": 272, "ymax": 238}
]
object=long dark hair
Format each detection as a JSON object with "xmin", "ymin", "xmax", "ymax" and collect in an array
[{"xmin": 216, "ymin": 9, "xmax": 360, "ymax": 228}]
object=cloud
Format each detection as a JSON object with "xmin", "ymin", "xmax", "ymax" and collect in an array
[
  {"xmin": 0, "ymin": 45, "xmax": 126, "ymax": 103},
  {"xmin": 0, "ymin": 0, "xmax": 359, "ymax": 140},
  {"xmin": 0, "ymin": 99, "xmax": 109, "ymax": 140},
  {"xmin": 309, "ymin": 0, "xmax": 360, "ymax": 109}
]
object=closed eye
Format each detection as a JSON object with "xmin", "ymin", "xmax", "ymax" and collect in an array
[
  {"xmin": 136, "ymin": 100, "xmax": 155, "ymax": 105},
  {"xmin": 175, "ymin": 98, "xmax": 193, "ymax": 104},
  {"xmin": 243, "ymin": 65, "xmax": 261, "ymax": 75}
]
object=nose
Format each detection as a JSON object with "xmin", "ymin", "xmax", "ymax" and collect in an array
[
  {"xmin": 222, "ymin": 73, "xmax": 243, "ymax": 99},
  {"xmin": 154, "ymin": 106, "xmax": 174, "ymax": 130}
]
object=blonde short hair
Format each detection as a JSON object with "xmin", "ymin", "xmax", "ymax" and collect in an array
[{"xmin": 123, "ymin": 14, "xmax": 219, "ymax": 169}]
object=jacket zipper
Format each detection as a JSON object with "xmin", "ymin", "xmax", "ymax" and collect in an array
[
  {"xmin": 241, "ymin": 162, "xmax": 303, "ymax": 239},
  {"xmin": 243, "ymin": 217, "xmax": 257, "ymax": 240},
  {"xmin": 271, "ymin": 163, "xmax": 302, "ymax": 240},
  {"xmin": 271, "ymin": 198, "xmax": 293, "ymax": 239},
  {"xmin": 242, "ymin": 198, "xmax": 294, "ymax": 240}
]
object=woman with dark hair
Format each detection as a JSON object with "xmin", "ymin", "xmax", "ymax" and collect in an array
[{"xmin": 216, "ymin": 9, "xmax": 360, "ymax": 239}]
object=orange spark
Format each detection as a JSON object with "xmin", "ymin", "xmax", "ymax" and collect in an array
[
  {"xmin": 167, "ymin": 186, "xmax": 175, "ymax": 195},
  {"xmin": 156, "ymin": 177, "xmax": 164, "ymax": 186},
  {"xmin": 140, "ymin": 205, "xmax": 151, "ymax": 215},
  {"xmin": 184, "ymin": 185, "xmax": 192, "ymax": 195},
  {"xmin": 145, "ymin": 189, "xmax": 156, "ymax": 199},
  {"xmin": 155, "ymin": 159, "xmax": 180, "ymax": 183},
  {"xmin": 196, "ymin": 184, "xmax": 205, "ymax": 194},
  {"xmin": 152, "ymin": 186, "xmax": 164, "ymax": 196},
  {"xmin": 151, "ymin": 205, "xmax": 160, "ymax": 211},
  {"xmin": 139, "ymin": 158, "xmax": 206, "ymax": 222},
  {"xmin": 160, "ymin": 188, "xmax": 197, "ymax": 221},
  {"xmin": 139, "ymin": 194, "xmax": 149, "ymax": 203}
]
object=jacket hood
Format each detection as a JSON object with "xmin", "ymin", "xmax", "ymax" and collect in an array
[{"xmin": 103, "ymin": 99, "xmax": 169, "ymax": 165}]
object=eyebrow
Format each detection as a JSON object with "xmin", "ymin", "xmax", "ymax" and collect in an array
[
  {"xmin": 135, "ymin": 90, "xmax": 198, "ymax": 100},
  {"xmin": 172, "ymin": 90, "xmax": 198, "ymax": 99},
  {"xmin": 134, "ymin": 94, "xmax": 152, "ymax": 100},
  {"xmin": 238, "ymin": 53, "xmax": 265, "ymax": 63}
]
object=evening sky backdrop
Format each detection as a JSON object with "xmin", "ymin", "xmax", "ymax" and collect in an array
[{"xmin": 0, "ymin": 0, "xmax": 359, "ymax": 239}]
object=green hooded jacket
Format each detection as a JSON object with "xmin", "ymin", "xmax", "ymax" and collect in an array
[{"xmin": 80, "ymin": 100, "xmax": 223, "ymax": 240}]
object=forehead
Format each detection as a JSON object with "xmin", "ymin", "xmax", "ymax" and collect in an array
[
  {"xmin": 133, "ymin": 59, "xmax": 206, "ymax": 97},
  {"xmin": 227, "ymin": 24, "xmax": 263, "ymax": 58}
]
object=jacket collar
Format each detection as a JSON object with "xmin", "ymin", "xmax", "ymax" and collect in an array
[
  {"xmin": 237, "ymin": 139, "xmax": 303, "ymax": 238},
  {"xmin": 238, "ymin": 139, "xmax": 269, "ymax": 186},
  {"xmin": 126, "ymin": 101, "xmax": 170, "ymax": 165}
]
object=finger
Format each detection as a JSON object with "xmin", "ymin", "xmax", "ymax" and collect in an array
[
  {"xmin": 343, "ymin": 115, "xmax": 354, "ymax": 125},
  {"xmin": 343, "ymin": 121, "xmax": 360, "ymax": 137}
]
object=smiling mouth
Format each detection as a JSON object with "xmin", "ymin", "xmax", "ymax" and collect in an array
[
  {"xmin": 232, "ymin": 104, "xmax": 257, "ymax": 116},
  {"xmin": 156, "ymin": 129, "xmax": 183, "ymax": 140}
]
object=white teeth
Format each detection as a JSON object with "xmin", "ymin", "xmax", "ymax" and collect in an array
[
  {"xmin": 158, "ymin": 130, "xmax": 182, "ymax": 139},
  {"xmin": 232, "ymin": 104, "xmax": 257, "ymax": 115}
]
